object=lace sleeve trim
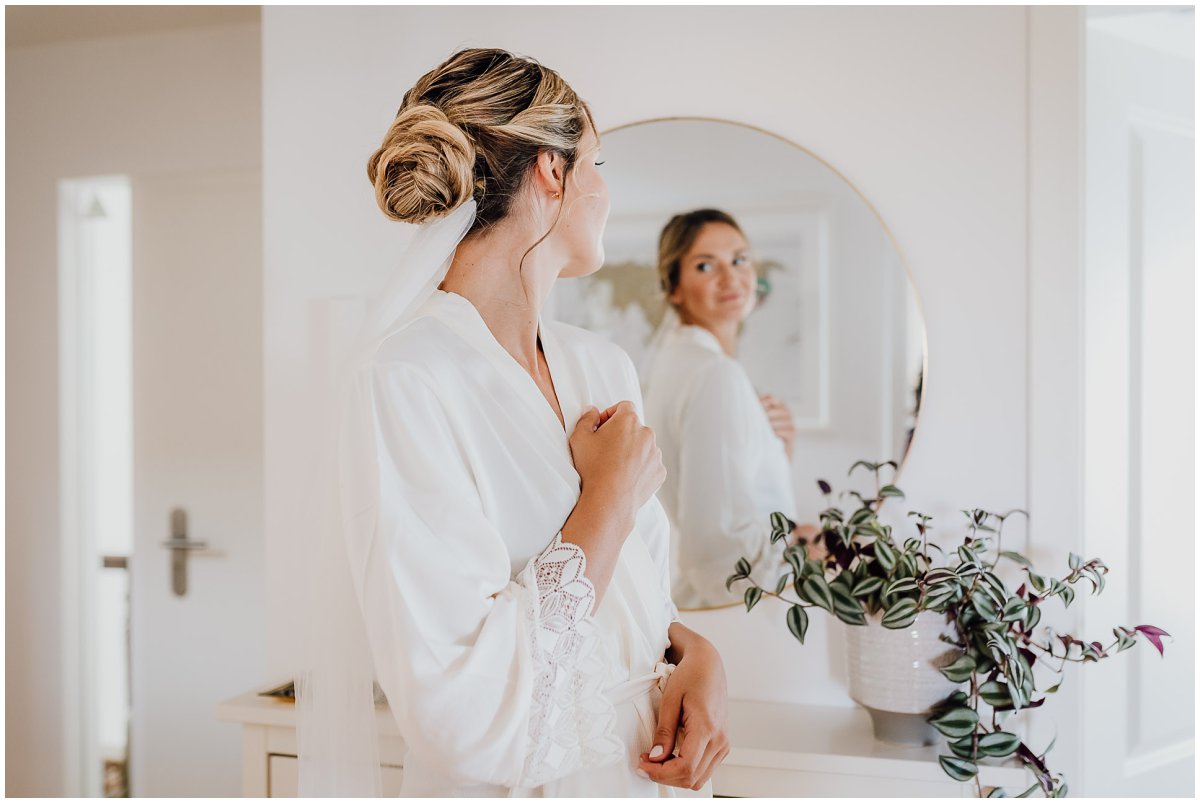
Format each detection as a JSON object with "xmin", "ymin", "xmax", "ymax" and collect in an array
[{"xmin": 516, "ymin": 532, "xmax": 624, "ymax": 789}]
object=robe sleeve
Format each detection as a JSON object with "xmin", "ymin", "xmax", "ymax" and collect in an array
[
  {"xmin": 673, "ymin": 358, "xmax": 787, "ymax": 599},
  {"xmin": 616, "ymin": 347, "xmax": 681, "ymax": 627},
  {"xmin": 348, "ymin": 360, "xmax": 624, "ymax": 790}
]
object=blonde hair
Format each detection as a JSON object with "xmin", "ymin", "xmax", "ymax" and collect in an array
[{"xmin": 367, "ymin": 48, "xmax": 597, "ymax": 232}]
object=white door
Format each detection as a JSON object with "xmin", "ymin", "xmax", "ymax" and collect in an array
[
  {"xmin": 129, "ymin": 168, "xmax": 265, "ymax": 796},
  {"xmin": 1082, "ymin": 9, "xmax": 1194, "ymax": 796}
]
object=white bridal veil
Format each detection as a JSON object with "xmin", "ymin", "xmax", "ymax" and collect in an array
[{"xmin": 294, "ymin": 198, "xmax": 478, "ymax": 796}]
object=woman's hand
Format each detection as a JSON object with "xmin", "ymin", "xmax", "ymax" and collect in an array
[
  {"xmin": 561, "ymin": 403, "xmax": 665, "ymax": 606},
  {"xmin": 760, "ymin": 394, "xmax": 796, "ymax": 460},
  {"xmin": 570, "ymin": 402, "xmax": 666, "ymax": 512},
  {"xmin": 637, "ymin": 630, "xmax": 729, "ymax": 791}
]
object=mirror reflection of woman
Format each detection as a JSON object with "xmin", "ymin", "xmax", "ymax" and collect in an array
[{"xmin": 642, "ymin": 210, "xmax": 822, "ymax": 610}]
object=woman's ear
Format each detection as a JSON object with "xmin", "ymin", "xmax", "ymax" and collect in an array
[{"xmin": 533, "ymin": 148, "xmax": 565, "ymax": 198}]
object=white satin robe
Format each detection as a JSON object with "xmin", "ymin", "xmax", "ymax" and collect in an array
[
  {"xmin": 643, "ymin": 324, "xmax": 797, "ymax": 610},
  {"xmin": 352, "ymin": 288, "xmax": 686, "ymax": 796}
]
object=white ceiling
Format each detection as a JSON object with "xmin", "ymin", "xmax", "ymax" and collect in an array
[{"xmin": 6, "ymin": 5, "xmax": 260, "ymax": 48}]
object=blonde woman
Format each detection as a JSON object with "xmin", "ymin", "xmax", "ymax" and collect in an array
[
  {"xmin": 297, "ymin": 49, "xmax": 728, "ymax": 797},
  {"xmin": 642, "ymin": 210, "xmax": 822, "ymax": 610}
]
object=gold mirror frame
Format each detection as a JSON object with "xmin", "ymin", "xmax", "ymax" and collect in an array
[{"xmin": 597, "ymin": 116, "xmax": 930, "ymax": 613}]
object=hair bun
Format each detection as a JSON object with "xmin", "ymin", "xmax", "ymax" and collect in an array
[{"xmin": 366, "ymin": 104, "xmax": 477, "ymax": 225}]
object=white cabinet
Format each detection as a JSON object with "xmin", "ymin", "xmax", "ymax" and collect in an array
[
  {"xmin": 265, "ymin": 756, "xmax": 405, "ymax": 797},
  {"xmin": 217, "ymin": 687, "xmax": 1028, "ymax": 797}
]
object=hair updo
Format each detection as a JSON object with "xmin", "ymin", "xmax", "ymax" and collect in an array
[
  {"xmin": 656, "ymin": 208, "xmax": 746, "ymax": 296},
  {"xmin": 367, "ymin": 48, "xmax": 596, "ymax": 231}
]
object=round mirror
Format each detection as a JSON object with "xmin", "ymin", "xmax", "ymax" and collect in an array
[{"xmin": 548, "ymin": 118, "xmax": 926, "ymax": 610}]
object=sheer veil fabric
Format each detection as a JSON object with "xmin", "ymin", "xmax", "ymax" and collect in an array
[{"xmin": 294, "ymin": 199, "xmax": 478, "ymax": 796}]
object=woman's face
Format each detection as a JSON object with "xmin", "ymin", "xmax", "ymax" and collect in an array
[
  {"xmin": 668, "ymin": 222, "xmax": 757, "ymax": 329},
  {"xmin": 556, "ymin": 124, "xmax": 611, "ymax": 279}
]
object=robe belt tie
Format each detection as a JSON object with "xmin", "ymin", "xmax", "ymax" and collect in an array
[{"xmin": 603, "ymin": 660, "xmax": 676, "ymax": 707}]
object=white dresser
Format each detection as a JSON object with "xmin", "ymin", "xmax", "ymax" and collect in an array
[{"xmin": 216, "ymin": 685, "xmax": 1028, "ymax": 797}]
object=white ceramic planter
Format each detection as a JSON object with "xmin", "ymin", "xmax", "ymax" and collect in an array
[{"xmin": 844, "ymin": 609, "xmax": 962, "ymax": 745}]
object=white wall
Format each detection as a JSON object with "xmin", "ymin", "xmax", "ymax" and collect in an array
[{"xmin": 5, "ymin": 23, "xmax": 261, "ymax": 796}]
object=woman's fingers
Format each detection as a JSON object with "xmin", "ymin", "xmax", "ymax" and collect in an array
[
  {"xmin": 648, "ymin": 682, "xmax": 683, "ymax": 762},
  {"xmin": 766, "ymin": 407, "xmax": 794, "ymax": 424},
  {"xmin": 688, "ymin": 743, "xmax": 721, "ymax": 791},
  {"xmin": 691, "ymin": 741, "xmax": 730, "ymax": 791},
  {"xmin": 575, "ymin": 406, "xmax": 601, "ymax": 433},
  {"xmin": 638, "ymin": 728, "xmax": 711, "ymax": 788},
  {"xmin": 596, "ymin": 399, "xmax": 633, "ymax": 428}
]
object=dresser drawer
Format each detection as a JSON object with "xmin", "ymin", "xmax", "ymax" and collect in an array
[{"xmin": 266, "ymin": 754, "xmax": 404, "ymax": 797}]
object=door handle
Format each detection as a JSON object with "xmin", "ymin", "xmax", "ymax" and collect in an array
[{"xmin": 161, "ymin": 507, "xmax": 208, "ymax": 596}]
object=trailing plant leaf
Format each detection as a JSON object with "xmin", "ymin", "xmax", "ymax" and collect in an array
[
  {"xmin": 881, "ymin": 597, "xmax": 919, "ymax": 629},
  {"xmin": 929, "ymin": 706, "xmax": 979, "ymax": 738},
  {"xmin": 875, "ymin": 540, "xmax": 897, "ymax": 573},
  {"xmin": 744, "ymin": 586, "xmax": 762, "ymax": 612},
  {"xmin": 1000, "ymin": 597, "xmax": 1026, "ymax": 622},
  {"xmin": 938, "ymin": 755, "xmax": 978, "ymax": 782},
  {"xmin": 851, "ymin": 575, "xmax": 884, "ymax": 598},
  {"xmin": 999, "ymin": 550, "xmax": 1032, "ymax": 567},
  {"xmin": 885, "ymin": 577, "xmax": 919, "ymax": 597},
  {"xmin": 849, "ymin": 508, "xmax": 873, "ymax": 526},
  {"xmin": 971, "ymin": 589, "xmax": 1000, "ymax": 620},
  {"xmin": 799, "ymin": 575, "xmax": 834, "ymax": 614},
  {"xmin": 774, "ymin": 573, "xmax": 790, "ymax": 595},
  {"xmin": 923, "ymin": 583, "xmax": 960, "ymax": 611},
  {"xmin": 957, "ymin": 561, "xmax": 982, "ymax": 579},
  {"xmin": 940, "ymin": 654, "xmax": 976, "ymax": 683},
  {"xmin": 784, "ymin": 551, "xmax": 804, "ymax": 580},
  {"xmin": 948, "ymin": 735, "xmax": 978, "ymax": 759},
  {"xmin": 786, "ymin": 604, "xmax": 809, "ymax": 645},
  {"xmin": 925, "ymin": 568, "xmax": 959, "ymax": 585},
  {"xmin": 977, "ymin": 730, "xmax": 1021, "ymax": 758},
  {"xmin": 1057, "ymin": 583, "xmax": 1076, "ymax": 608},
  {"xmin": 978, "ymin": 680, "xmax": 1012, "ymax": 708},
  {"xmin": 1134, "ymin": 624, "xmax": 1171, "ymax": 656},
  {"xmin": 830, "ymin": 583, "xmax": 867, "ymax": 626}
]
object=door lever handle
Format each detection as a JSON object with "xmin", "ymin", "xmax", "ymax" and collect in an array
[
  {"xmin": 160, "ymin": 539, "xmax": 208, "ymax": 550},
  {"xmin": 162, "ymin": 508, "xmax": 207, "ymax": 596}
]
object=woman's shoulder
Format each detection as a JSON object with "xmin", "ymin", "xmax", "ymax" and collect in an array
[
  {"xmin": 677, "ymin": 349, "xmax": 759, "ymax": 416},
  {"xmin": 648, "ymin": 330, "xmax": 742, "ymax": 386},
  {"xmin": 545, "ymin": 319, "xmax": 632, "ymax": 371},
  {"xmin": 370, "ymin": 314, "xmax": 472, "ymax": 385},
  {"xmin": 545, "ymin": 319, "xmax": 643, "ymax": 401}
]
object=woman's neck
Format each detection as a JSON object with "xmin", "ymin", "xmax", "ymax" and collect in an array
[
  {"xmin": 437, "ymin": 227, "xmax": 559, "ymax": 373},
  {"xmin": 680, "ymin": 313, "xmax": 739, "ymax": 357}
]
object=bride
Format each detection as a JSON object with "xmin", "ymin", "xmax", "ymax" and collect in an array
[{"xmin": 297, "ymin": 47, "xmax": 729, "ymax": 796}]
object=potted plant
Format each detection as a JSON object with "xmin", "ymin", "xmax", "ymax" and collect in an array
[{"xmin": 727, "ymin": 460, "xmax": 1170, "ymax": 797}]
